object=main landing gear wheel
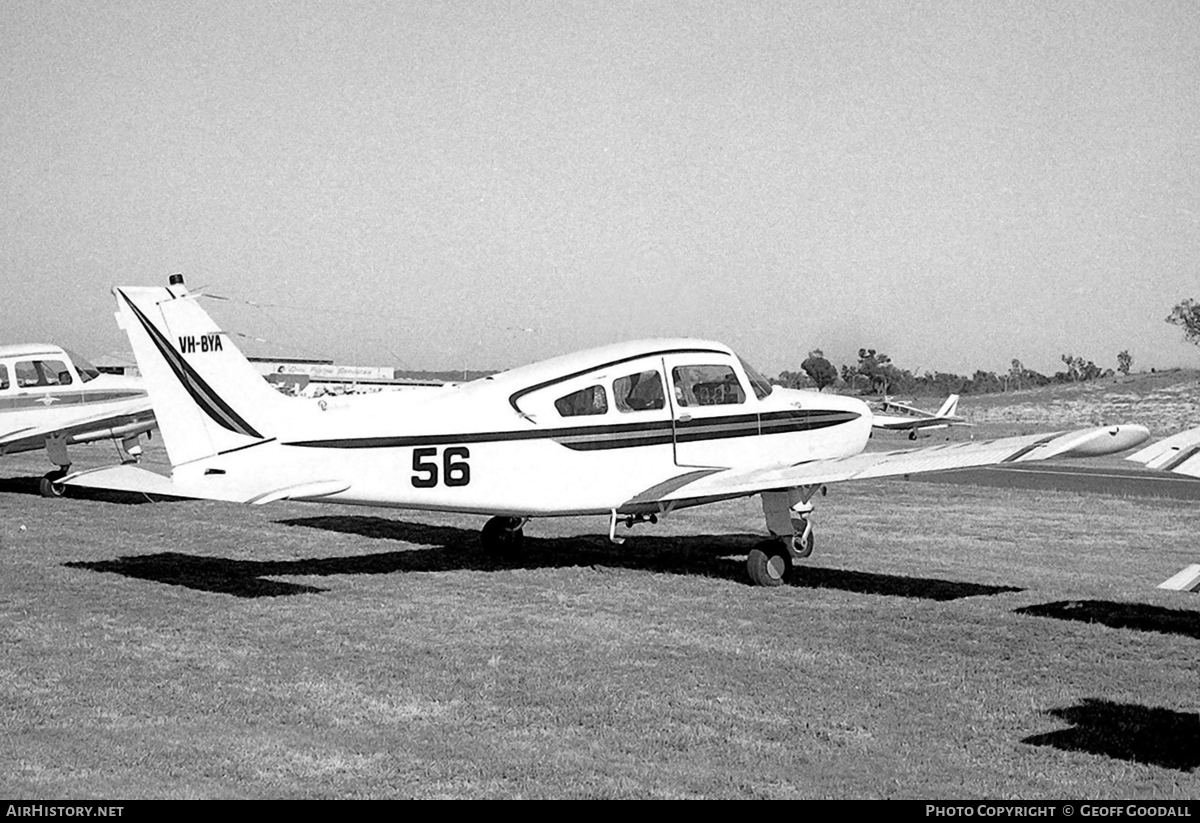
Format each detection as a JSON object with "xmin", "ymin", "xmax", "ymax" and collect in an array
[
  {"xmin": 747, "ymin": 539, "xmax": 792, "ymax": 587},
  {"xmin": 39, "ymin": 469, "xmax": 68, "ymax": 499},
  {"xmin": 480, "ymin": 516, "xmax": 525, "ymax": 556}
]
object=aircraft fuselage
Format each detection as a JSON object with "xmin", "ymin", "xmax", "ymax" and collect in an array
[{"xmin": 169, "ymin": 340, "xmax": 873, "ymax": 516}]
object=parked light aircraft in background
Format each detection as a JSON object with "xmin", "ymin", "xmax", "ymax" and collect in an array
[
  {"xmin": 0, "ymin": 344, "xmax": 155, "ymax": 496},
  {"xmin": 872, "ymin": 394, "xmax": 967, "ymax": 439},
  {"xmin": 1126, "ymin": 425, "xmax": 1200, "ymax": 478},
  {"xmin": 64, "ymin": 277, "xmax": 1151, "ymax": 586}
]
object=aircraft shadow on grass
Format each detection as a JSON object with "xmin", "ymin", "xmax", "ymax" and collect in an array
[
  {"xmin": 1023, "ymin": 698, "xmax": 1200, "ymax": 771},
  {"xmin": 1015, "ymin": 600, "xmax": 1200, "ymax": 641},
  {"xmin": 0, "ymin": 474, "xmax": 175, "ymax": 506},
  {"xmin": 65, "ymin": 514, "xmax": 1022, "ymax": 601}
]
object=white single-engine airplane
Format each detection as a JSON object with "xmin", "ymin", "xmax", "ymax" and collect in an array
[
  {"xmin": 0, "ymin": 344, "xmax": 155, "ymax": 496},
  {"xmin": 64, "ymin": 277, "xmax": 1151, "ymax": 586},
  {"xmin": 872, "ymin": 394, "xmax": 967, "ymax": 439}
]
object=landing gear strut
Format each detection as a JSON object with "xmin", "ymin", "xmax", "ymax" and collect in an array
[
  {"xmin": 480, "ymin": 516, "xmax": 527, "ymax": 556},
  {"xmin": 41, "ymin": 433, "xmax": 71, "ymax": 498},
  {"xmin": 750, "ymin": 485, "xmax": 823, "ymax": 586}
]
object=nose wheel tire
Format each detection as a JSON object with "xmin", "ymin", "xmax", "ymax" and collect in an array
[
  {"xmin": 747, "ymin": 540, "xmax": 791, "ymax": 587},
  {"xmin": 39, "ymin": 469, "xmax": 68, "ymax": 499},
  {"xmin": 792, "ymin": 528, "xmax": 814, "ymax": 559}
]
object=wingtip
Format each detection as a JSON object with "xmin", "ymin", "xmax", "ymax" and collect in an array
[{"xmin": 1045, "ymin": 424, "xmax": 1151, "ymax": 459}]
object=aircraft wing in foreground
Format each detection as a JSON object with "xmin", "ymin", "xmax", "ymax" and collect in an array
[
  {"xmin": 1125, "ymin": 425, "xmax": 1200, "ymax": 478},
  {"xmin": 65, "ymin": 278, "xmax": 1150, "ymax": 586},
  {"xmin": 0, "ymin": 344, "xmax": 155, "ymax": 496}
]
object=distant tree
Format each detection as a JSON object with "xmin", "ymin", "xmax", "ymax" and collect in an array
[
  {"xmin": 1059, "ymin": 354, "xmax": 1103, "ymax": 383},
  {"xmin": 1167, "ymin": 298, "xmax": 1200, "ymax": 346},
  {"xmin": 801, "ymin": 350, "xmax": 838, "ymax": 391},
  {"xmin": 1024, "ymin": 368, "xmax": 1051, "ymax": 387},
  {"xmin": 1007, "ymin": 359, "xmax": 1027, "ymax": 391},
  {"xmin": 968, "ymin": 370, "xmax": 1003, "ymax": 394},
  {"xmin": 773, "ymin": 370, "xmax": 812, "ymax": 389},
  {"xmin": 1117, "ymin": 350, "xmax": 1133, "ymax": 376},
  {"xmin": 1059, "ymin": 354, "xmax": 1081, "ymax": 382},
  {"xmin": 856, "ymin": 348, "xmax": 902, "ymax": 396},
  {"xmin": 922, "ymin": 371, "xmax": 967, "ymax": 396},
  {"xmin": 840, "ymin": 364, "xmax": 862, "ymax": 391}
]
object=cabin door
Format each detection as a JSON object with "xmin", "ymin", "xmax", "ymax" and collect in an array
[{"xmin": 663, "ymin": 354, "xmax": 759, "ymax": 468}]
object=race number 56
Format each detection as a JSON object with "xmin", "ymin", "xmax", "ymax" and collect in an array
[{"xmin": 411, "ymin": 446, "xmax": 471, "ymax": 488}]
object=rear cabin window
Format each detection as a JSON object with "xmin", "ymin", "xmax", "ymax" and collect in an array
[
  {"xmin": 16, "ymin": 360, "xmax": 72, "ymax": 388},
  {"xmin": 555, "ymin": 385, "xmax": 608, "ymax": 417},
  {"xmin": 613, "ymin": 370, "xmax": 665, "ymax": 412},
  {"xmin": 0, "ymin": 365, "xmax": 8, "ymax": 390},
  {"xmin": 671, "ymin": 365, "xmax": 745, "ymax": 407}
]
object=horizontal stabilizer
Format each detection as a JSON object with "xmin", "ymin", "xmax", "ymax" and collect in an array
[
  {"xmin": 63, "ymin": 464, "xmax": 349, "ymax": 504},
  {"xmin": 62, "ymin": 464, "xmax": 183, "ymax": 497}
]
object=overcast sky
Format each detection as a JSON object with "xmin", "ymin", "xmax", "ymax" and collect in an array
[{"xmin": 3, "ymin": 0, "xmax": 1198, "ymax": 377}]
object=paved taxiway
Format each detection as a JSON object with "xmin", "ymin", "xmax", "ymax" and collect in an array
[{"xmin": 909, "ymin": 462, "xmax": 1200, "ymax": 500}]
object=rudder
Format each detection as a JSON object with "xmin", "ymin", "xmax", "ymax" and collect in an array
[{"xmin": 114, "ymin": 280, "xmax": 288, "ymax": 466}]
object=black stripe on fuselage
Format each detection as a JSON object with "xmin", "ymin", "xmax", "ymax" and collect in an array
[
  {"xmin": 282, "ymin": 410, "xmax": 861, "ymax": 451},
  {"xmin": 118, "ymin": 290, "xmax": 263, "ymax": 439},
  {"xmin": 0, "ymin": 390, "xmax": 146, "ymax": 411}
]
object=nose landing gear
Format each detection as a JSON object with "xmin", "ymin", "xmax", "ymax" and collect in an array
[
  {"xmin": 39, "ymin": 467, "xmax": 69, "ymax": 498},
  {"xmin": 750, "ymin": 485, "xmax": 823, "ymax": 586}
]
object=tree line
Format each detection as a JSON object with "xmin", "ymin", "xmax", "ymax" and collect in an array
[{"xmin": 773, "ymin": 297, "xmax": 1199, "ymax": 396}]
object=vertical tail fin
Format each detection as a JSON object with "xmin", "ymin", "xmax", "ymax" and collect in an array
[
  {"xmin": 936, "ymin": 394, "xmax": 960, "ymax": 418},
  {"xmin": 113, "ymin": 280, "xmax": 288, "ymax": 466}
]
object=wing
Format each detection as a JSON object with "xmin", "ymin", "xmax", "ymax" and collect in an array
[
  {"xmin": 1125, "ymin": 425, "xmax": 1200, "ymax": 478},
  {"xmin": 624, "ymin": 424, "xmax": 1150, "ymax": 508},
  {"xmin": 0, "ymin": 407, "xmax": 156, "ymax": 449},
  {"xmin": 879, "ymin": 400, "xmax": 927, "ymax": 416}
]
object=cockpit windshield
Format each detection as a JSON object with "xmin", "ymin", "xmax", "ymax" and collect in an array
[
  {"xmin": 62, "ymin": 348, "xmax": 100, "ymax": 383},
  {"xmin": 737, "ymin": 355, "xmax": 773, "ymax": 400}
]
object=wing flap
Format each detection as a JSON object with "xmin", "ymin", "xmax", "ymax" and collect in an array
[{"xmin": 1125, "ymin": 425, "xmax": 1200, "ymax": 477}]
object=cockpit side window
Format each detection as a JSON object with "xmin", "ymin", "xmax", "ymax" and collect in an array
[
  {"xmin": 613, "ymin": 370, "xmax": 665, "ymax": 412},
  {"xmin": 554, "ymin": 385, "xmax": 608, "ymax": 417},
  {"xmin": 671, "ymin": 365, "xmax": 745, "ymax": 407},
  {"xmin": 16, "ymin": 360, "xmax": 72, "ymax": 388},
  {"xmin": 0, "ymin": 365, "xmax": 8, "ymax": 390}
]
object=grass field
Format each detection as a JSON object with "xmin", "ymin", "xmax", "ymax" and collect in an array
[{"xmin": 2, "ymin": 422, "xmax": 1199, "ymax": 798}]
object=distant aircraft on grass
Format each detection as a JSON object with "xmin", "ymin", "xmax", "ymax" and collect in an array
[
  {"xmin": 0, "ymin": 344, "xmax": 155, "ymax": 496},
  {"xmin": 64, "ymin": 276, "xmax": 1150, "ymax": 586},
  {"xmin": 872, "ymin": 394, "xmax": 968, "ymax": 439}
]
